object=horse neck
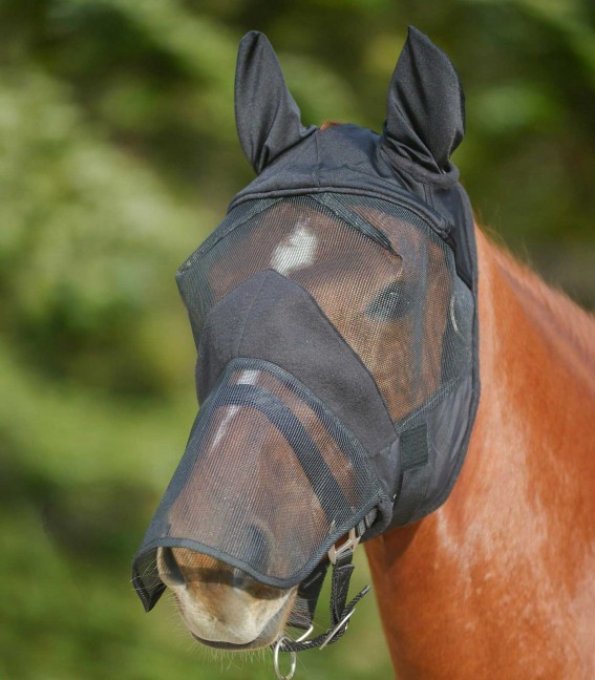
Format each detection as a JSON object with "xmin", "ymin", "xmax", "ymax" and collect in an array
[{"xmin": 365, "ymin": 228, "xmax": 595, "ymax": 679}]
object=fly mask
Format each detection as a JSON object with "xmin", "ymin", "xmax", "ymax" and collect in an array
[{"xmin": 132, "ymin": 26, "xmax": 480, "ymax": 654}]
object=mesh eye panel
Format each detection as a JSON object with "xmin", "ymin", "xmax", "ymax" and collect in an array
[
  {"xmin": 134, "ymin": 360, "xmax": 380, "ymax": 592},
  {"xmin": 177, "ymin": 193, "xmax": 473, "ymax": 423}
]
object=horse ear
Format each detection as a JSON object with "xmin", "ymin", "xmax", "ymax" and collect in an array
[
  {"xmin": 380, "ymin": 26, "xmax": 465, "ymax": 173},
  {"xmin": 235, "ymin": 31, "xmax": 313, "ymax": 173}
]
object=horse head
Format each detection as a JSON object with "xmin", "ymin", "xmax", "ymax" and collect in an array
[{"xmin": 132, "ymin": 27, "xmax": 480, "ymax": 663}]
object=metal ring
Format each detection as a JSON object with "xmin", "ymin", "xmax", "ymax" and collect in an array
[
  {"xmin": 293, "ymin": 624, "xmax": 314, "ymax": 643},
  {"xmin": 273, "ymin": 637, "xmax": 297, "ymax": 680},
  {"xmin": 319, "ymin": 607, "xmax": 355, "ymax": 649}
]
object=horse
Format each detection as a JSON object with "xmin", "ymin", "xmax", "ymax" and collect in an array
[{"xmin": 133, "ymin": 28, "xmax": 595, "ymax": 679}]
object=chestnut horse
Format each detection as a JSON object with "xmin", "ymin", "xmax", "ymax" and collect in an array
[{"xmin": 147, "ymin": 31, "xmax": 595, "ymax": 679}]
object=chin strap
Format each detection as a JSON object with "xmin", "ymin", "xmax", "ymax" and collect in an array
[{"xmin": 272, "ymin": 512, "xmax": 376, "ymax": 679}]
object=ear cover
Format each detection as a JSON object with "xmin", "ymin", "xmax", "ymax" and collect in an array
[
  {"xmin": 380, "ymin": 26, "xmax": 465, "ymax": 175},
  {"xmin": 235, "ymin": 31, "xmax": 316, "ymax": 173}
]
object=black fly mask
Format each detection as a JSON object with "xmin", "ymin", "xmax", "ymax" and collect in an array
[{"xmin": 132, "ymin": 26, "xmax": 480, "ymax": 654}]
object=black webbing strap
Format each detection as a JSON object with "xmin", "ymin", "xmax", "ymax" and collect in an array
[{"xmin": 286, "ymin": 561, "xmax": 329, "ymax": 630}]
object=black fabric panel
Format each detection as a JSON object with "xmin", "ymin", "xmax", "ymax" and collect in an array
[{"xmin": 197, "ymin": 269, "xmax": 397, "ymax": 463}]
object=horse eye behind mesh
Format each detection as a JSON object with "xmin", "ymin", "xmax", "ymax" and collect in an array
[{"xmin": 366, "ymin": 281, "xmax": 413, "ymax": 321}]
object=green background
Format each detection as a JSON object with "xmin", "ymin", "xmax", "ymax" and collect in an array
[{"xmin": 1, "ymin": 1, "xmax": 593, "ymax": 678}]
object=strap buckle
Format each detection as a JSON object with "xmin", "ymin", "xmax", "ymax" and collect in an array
[{"xmin": 327, "ymin": 526, "xmax": 361, "ymax": 565}]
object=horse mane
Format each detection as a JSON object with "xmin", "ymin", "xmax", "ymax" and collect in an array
[{"xmin": 482, "ymin": 227, "xmax": 595, "ymax": 379}]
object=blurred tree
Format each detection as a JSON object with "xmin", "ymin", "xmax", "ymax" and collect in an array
[{"xmin": 0, "ymin": 0, "xmax": 592, "ymax": 396}]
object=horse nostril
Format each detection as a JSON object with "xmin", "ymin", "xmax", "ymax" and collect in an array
[{"xmin": 160, "ymin": 547, "xmax": 186, "ymax": 587}]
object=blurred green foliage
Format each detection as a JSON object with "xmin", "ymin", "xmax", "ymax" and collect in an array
[{"xmin": 0, "ymin": 1, "xmax": 593, "ymax": 678}]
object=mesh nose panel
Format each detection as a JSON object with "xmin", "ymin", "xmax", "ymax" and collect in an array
[{"xmin": 133, "ymin": 359, "xmax": 382, "ymax": 608}]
